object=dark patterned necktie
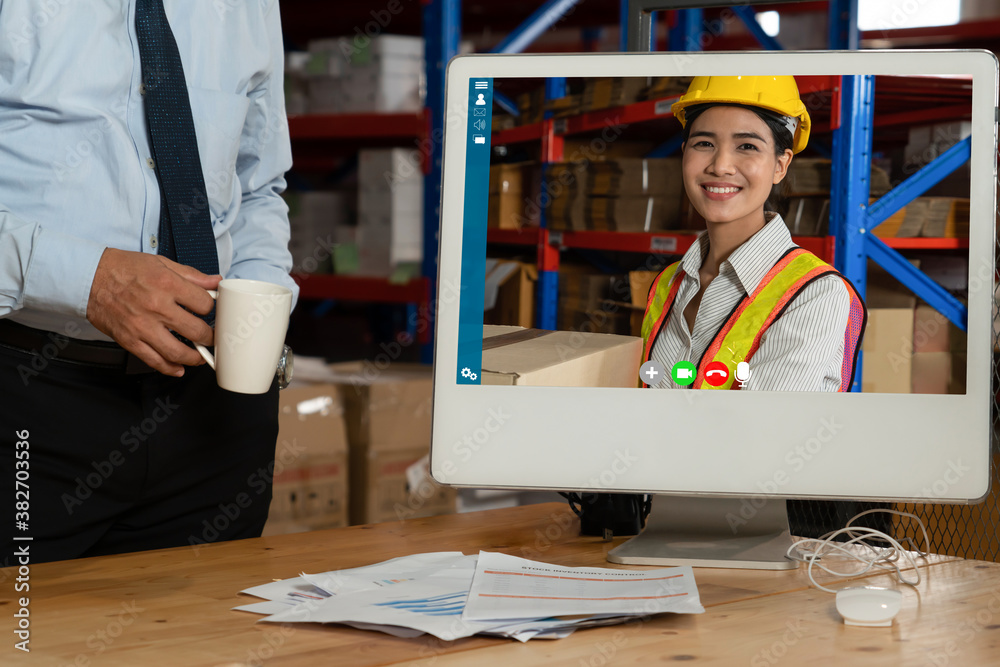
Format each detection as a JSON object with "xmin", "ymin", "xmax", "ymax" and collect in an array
[{"xmin": 135, "ymin": 0, "xmax": 220, "ymax": 276}]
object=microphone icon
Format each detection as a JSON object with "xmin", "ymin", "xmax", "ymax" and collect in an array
[{"xmin": 735, "ymin": 361, "xmax": 752, "ymax": 388}]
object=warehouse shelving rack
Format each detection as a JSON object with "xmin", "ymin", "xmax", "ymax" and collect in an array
[
  {"xmin": 477, "ymin": 0, "xmax": 975, "ymax": 393},
  {"xmin": 282, "ymin": 0, "xmax": 981, "ymax": 368}
]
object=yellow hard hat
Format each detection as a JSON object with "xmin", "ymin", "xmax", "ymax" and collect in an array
[{"xmin": 671, "ymin": 75, "xmax": 811, "ymax": 154}]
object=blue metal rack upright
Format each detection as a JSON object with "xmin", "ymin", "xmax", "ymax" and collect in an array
[
  {"xmin": 422, "ymin": 0, "xmax": 460, "ymax": 363},
  {"xmin": 826, "ymin": 0, "xmax": 971, "ymax": 390}
]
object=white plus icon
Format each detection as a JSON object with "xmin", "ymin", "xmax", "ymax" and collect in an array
[{"xmin": 640, "ymin": 361, "xmax": 666, "ymax": 385}]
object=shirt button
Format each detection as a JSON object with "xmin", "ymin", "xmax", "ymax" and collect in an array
[
  {"xmin": 139, "ymin": 83, "xmax": 146, "ymax": 95},
  {"xmin": 146, "ymin": 158, "xmax": 155, "ymax": 169},
  {"xmin": 150, "ymin": 235, "xmax": 158, "ymax": 249}
]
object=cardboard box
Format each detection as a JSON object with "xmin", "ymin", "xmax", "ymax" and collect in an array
[
  {"xmin": 628, "ymin": 271, "xmax": 659, "ymax": 336},
  {"xmin": 860, "ymin": 308, "xmax": 914, "ymax": 394},
  {"xmin": 560, "ymin": 139, "xmax": 657, "ymax": 162},
  {"xmin": 912, "ymin": 304, "xmax": 951, "ymax": 354},
  {"xmin": 285, "ymin": 191, "xmax": 354, "ymax": 275},
  {"xmin": 357, "ymin": 149, "xmax": 423, "ymax": 276},
  {"xmin": 586, "ymin": 195, "xmax": 682, "ymax": 232},
  {"xmin": 488, "ymin": 162, "xmax": 538, "ymax": 229},
  {"xmin": 782, "ymin": 197, "xmax": 829, "ymax": 236},
  {"xmin": 481, "ymin": 325, "xmax": 642, "ymax": 387},
  {"xmin": 357, "ymin": 448, "xmax": 457, "ymax": 524},
  {"xmin": 306, "ymin": 35, "xmax": 423, "ymax": 114},
  {"xmin": 873, "ymin": 198, "xmax": 970, "ymax": 239},
  {"xmin": 263, "ymin": 383, "xmax": 350, "ymax": 534},
  {"xmin": 911, "ymin": 351, "xmax": 952, "ymax": 395},
  {"xmin": 587, "ymin": 159, "xmax": 683, "ymax": 197},
  {"xmin": 581, "ymin": 77, "xmax": 649, "ymax": 112},
  {"xmin": 866, "ymin": 261, "xmax": 920, "ymax": 310},
  {"xmin": 545, "ymin": 162, "xmax": 588, "ymax": 231},
  {"xmin": 319, "ymin": 362, "xmax": 456, "ymax": 524},
  {"xmin": 484, "ymin": 259, "xmax": 537, "ymax": 329},
  {"xmin": 784, "ymin": 159, "xmax": 889, "ymax": 196}
]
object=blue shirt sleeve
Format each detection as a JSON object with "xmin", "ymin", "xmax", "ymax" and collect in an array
[{"xmin": 226, "ymin": 0, "xmax": 300, "ymax": 312}]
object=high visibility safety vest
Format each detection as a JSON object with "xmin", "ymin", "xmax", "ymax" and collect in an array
[{"xmin": 641, "ymin": 248, "xmax": 867, "ymax": 391}]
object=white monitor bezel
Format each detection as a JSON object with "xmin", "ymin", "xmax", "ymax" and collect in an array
[{"xmin": 431, "ymin": 50, "xmax": 998, "ymax": 503}]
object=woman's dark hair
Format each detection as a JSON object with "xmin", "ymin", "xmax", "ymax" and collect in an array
[{"xmin": 681, "ymin": 102, "xmax": 794, "ymax": 212}]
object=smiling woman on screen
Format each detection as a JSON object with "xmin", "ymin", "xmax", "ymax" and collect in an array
[{"xmin": 640, "ymin": 75, "xmax": 866, "ymax": 392}]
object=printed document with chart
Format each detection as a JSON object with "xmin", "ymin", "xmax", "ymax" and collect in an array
[{"xmin": 462, "ymin": 551, "xmax": 704, "ymax": 621}]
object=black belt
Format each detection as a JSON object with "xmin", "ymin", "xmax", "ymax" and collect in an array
[{"xmin": 0, "ymin": 319, "xmax": 154, "ymax": 373}]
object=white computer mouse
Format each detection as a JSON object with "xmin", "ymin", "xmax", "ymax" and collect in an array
[{"xmin": 835, "ymin": 586, "xmax": 903, "ymax": 627}]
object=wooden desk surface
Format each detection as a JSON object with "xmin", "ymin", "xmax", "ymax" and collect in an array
[{"xmin": 1, "ymin": 503, "xmax": 997, "ymax": 666}]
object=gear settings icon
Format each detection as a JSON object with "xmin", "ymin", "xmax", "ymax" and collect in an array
[{"xmin": 461, "ymin": 367, "xmax": 478, "ymax": 381}]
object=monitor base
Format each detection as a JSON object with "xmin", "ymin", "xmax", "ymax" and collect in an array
[{"xmin": 607, "ymin": 495, "xmax": 798, "ymax": 570}]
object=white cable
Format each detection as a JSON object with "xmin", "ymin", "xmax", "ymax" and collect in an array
[{"xmin": 786, "ymin": 509, "xmax": 931, "ymax": 594}]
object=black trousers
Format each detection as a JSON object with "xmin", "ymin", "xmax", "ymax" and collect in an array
[{"xmin": 0, "ymin": 339, "xmax": 278, "ymax": 564}]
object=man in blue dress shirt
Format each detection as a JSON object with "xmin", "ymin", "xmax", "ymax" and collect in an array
[{"xmin": 0, "ymin": 2, "xmax": 298, "ymax": 562}]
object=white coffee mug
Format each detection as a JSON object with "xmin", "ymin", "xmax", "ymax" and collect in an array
[{"xmin": 194, "ymin": 278, "xmax": 293, "ymax": 394}]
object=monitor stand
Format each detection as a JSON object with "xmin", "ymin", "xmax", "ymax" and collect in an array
[{"xmin": 607, "ymin": 495, "xmax": 798, "ymax": 570}]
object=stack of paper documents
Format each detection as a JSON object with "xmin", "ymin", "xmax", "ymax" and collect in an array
[{"xmin": 236, "ymin": 551, "xmax": 703, "ymax": 642}]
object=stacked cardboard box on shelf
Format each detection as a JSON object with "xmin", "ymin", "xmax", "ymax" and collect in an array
[
  {"xmin": 263, "ymin": 383, "xmax": 350, "ymax": 536},
  {"xmin": 546, "ymin": 158, "xmax": 685, "ymax": 232},
  {"xmin": 515, "ymin": 89, "xmax": 545, "ymax": 126},
  {"xmin": 488, "ymin": 162, "xmax": 539, "ymax": 229},
  {"xmin": 581, "ymin": 78, "xmax": 649, "ymax": 112},
  {"xmin": 558, "ymin": 271, "xmax": 631, "ymax": 336},
  {"xmin": 481, "ymin": 325, "xmax": 642, "ymax": 387},
  {"xmin": 627, "ymin": 271, "xmax": 660, "ymax": 337},
  {"xmin": 357, "ymin": 149, "xmax": 423, "ymax": 277},
  {"xmin": 911, "ymin": 303, "xmax": 967, "ymax": 395},
  {"xmin": 484, "ymin": 259, "xmax": 537, "ymax": 329},
  {"xmin": 325, "ymin": 362, "xmax": 455, "ymax": 525},
  {"xmin": 779, "ymin": 159, "xmax": 924, "ymax": 238},
  {"xmin": 284, "ymin": 52, "xmax": 311, "ymax": 115},
  {"xmin": 859, "ymin": 259, "xmax": 966, "ymax": 396},
  {"xmin": 639, "ymin": 77, "xmax": 692, "ymax": 101},
  {"xmin": 872, "ymin": 197, "xmax": 970, "ymax": 239},
  {"xmin": 586, "ymin": 159, "xmax": 684, "ymax": 232},
  {"xmin": 544, "ymin": 161, "xmax": 588, "ymax": 232},
  {"xmin": 860, "ymin": 263, "xmax": 919, "ymax": 394},
  {"xmin": 285, "ymin": 191, "xmax": 354, "ymax": 275},
  {"xmin": 783, "ymin": 158, "xmax": 891, "ymax": 197},
  {"xmin": 902, "ymin": 120, "xmax": 971, "ymax": 198},
  {"xmin": 306, "ymin": 35, "xmax": 424, "ymax": 114}
]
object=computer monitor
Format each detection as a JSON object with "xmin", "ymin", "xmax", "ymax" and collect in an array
[{"xmin": 430, "ymin": 50, "xmax": 997, "ymax": 568}]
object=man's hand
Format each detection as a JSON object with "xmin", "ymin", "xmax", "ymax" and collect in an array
[{"xmin": 86, "ymin": 248, "xmax": 222, "ymax": 377}]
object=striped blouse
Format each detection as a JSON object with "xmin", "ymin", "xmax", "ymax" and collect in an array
[{"xmin": 649, "ymin": 213, "xmax": 852, "ymax": 392}]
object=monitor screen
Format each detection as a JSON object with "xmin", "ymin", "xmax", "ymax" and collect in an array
[{"xmin": 431, "ymin": 51, "xmax": 996, "ymax": 504}]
